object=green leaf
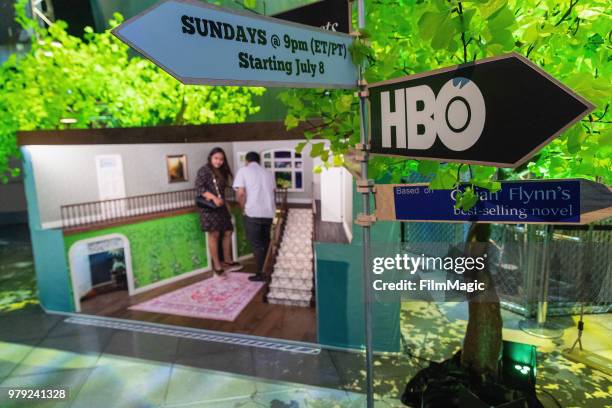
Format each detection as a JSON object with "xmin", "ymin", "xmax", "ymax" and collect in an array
[
  {"xmin": 349, "ymin": 39, "xmax": 372, "ymax": 67},
  {"xmin": 488, "ymin": 5, "xmax": 515, "ymax": 29},
  {"xmin": 430, "ymin": 168, "xmax": 457, "ymax": 189},
  {"xmin": 490, "ymin": 181, "xmax": 501, "ymax": 193},
  {"xmin": 431, "ymin": 15, "xmax": 457, "ymax": 49},
  {"xmin": 459, "ymin": 9, "xmax": 476, "ymax": 30},
  {"xmin": 335, "ymin": 94, "xmax": 353, "ymax": 112},
  {"xmin": 488, "ymin": 28, "xmax": 515, "ymax": 49},
  {"xmin": 310, "ymin": 142, "xmax": 325, "ymax": 158},
  {"xmin": 599, "ymin": 127, "xmax": 612, "ymax": 147},
  {"xmin": 284, "ymin": 114, "xmax": 299, "ymax": 129},
  {"xmin": 243, "ymin": 0, "xmax": 257, "ymax": 9},
  {"xmin": 478, "ymin": 0, "xmax": 507, "ymax": 19},
  {"xmin": 320, "ymin": 150, "xmax": 330, "ymax": 162},
  {"xmin": 522, "ymin": 23, "xmax": 539, "ymax": 43},
  {"xmin": 454, "ymin": 190, "xmax": 464, "ymax": 209},
  {"xmin": 472, "ymin": 179, "xmax": 501, "ymax": 192},
  {"xmin": 295, "ymin": 141, "xmax": 307, "ymax": 154},
  {"xmin": 418, "ymin": 160, "xmax": 439, "ymax": 176},
  {"xmin": 333, "ymin": 154, "xmax": 344, "ymax": 166},
  {"xmin": 460, "ymin": 187, "xmax": 479, "ymax": 210},
  {"xmin": 566, "ymin": 124, "xmax": 586, "ymax": 154},
  {"xmin": 418, "ymin": 11, "xmax": 449, "ymax": 40}
]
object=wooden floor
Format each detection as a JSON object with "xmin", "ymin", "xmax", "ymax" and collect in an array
[
  {"xmin": 314, "ymin": 201, "xmax": 349, "ymax": 244},
  {"xmin": 81, "ymin": 258, "xmax": 317, "ymax": 343}
]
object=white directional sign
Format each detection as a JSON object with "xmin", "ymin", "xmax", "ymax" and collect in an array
[{"xmin": 112, "ymin": 0, "xmax": 358, "ymax": 89}]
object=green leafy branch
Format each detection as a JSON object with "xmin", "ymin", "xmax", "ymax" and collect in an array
[
  {"xmin": 279, "ymin": 0, "xmax": 610, "ymax": 211},
  {"xmin": 0, "ymin": 8, "xmax": 265, "ymax": 182}
]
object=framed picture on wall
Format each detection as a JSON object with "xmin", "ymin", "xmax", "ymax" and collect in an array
[
  {"xmin": 235, "ymin": 151, "xmax": 248, "ymax": 170},
  {"xmin": 166, "ymin": 155, "xmax": 188, "ymax": 183}
]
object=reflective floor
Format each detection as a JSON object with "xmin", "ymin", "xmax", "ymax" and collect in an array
[
  {"xmin": 0, "ymin": 306, "xmax": 412, "ymax": 407},
  {"xmin": 401, "ymin": 301, "xmax": 612, "ymax": 407},
  {"xmin": 1, "ymin": 224, "xmax": 611, "ymax": 407}
]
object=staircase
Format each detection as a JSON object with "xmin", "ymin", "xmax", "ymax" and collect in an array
[{"xmin": 267, "ymin": 208, "xmax": 314, "ymax": 307}]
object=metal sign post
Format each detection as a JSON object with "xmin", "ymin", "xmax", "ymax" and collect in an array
[{"xmin": 353, "ymin": 1, "xmax": 376, "ymax": 407}]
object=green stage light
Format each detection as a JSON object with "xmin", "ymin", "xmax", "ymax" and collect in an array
[
  {"xmin": 502, "ymin": 340, "xmax": 537, "ymax": 391},
  {"xmin": 513, "ymin": 364, "xmax": 531, "ymax": 375}
]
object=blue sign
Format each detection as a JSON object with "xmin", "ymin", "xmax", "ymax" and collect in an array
[
  {"xmin": 393, "ymin": 180, "xmax": 581, "ymax": 223},
  {"xmin": 113, "ymin": 0, "xmax": 357, "ymax": 88}
]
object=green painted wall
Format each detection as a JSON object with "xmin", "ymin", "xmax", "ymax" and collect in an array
[
  {"xmin": 64, "ymin": 209, "xmax": 252, "ymax": 290},
  {"xmin": 64, "ymin": 212, "xmax": 208, "ymax": 289}
]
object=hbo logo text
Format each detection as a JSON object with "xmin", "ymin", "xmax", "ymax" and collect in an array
[{"xmin": 380, "ymin": 77, "xmax": 486, "ymax": 152}]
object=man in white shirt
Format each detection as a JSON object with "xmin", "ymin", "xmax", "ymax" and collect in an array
[{"xmin": 233, "ymin": 152, "xmax": 276, "ymax": 282}]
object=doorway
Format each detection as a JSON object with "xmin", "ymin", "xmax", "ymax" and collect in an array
[{"xmin": 68, "ymin": 234, "xmax": 132, "ymax": 312}]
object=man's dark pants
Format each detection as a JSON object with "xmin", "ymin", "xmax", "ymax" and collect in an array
[{"xmin": 244, "ymin": 216, "xmax": 273, "ymax": 276}]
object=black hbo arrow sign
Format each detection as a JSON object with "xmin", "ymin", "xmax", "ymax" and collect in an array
[{"xmin": 368, "ymin": 53, "xmax": 594, "ymax": 167}]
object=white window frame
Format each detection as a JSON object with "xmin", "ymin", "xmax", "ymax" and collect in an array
[{"xmin": 261, "ymin": 149, "xmax": 304, "ymax": 192}]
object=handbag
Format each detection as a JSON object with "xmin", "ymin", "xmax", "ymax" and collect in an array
[{"xmin": 195, "ymin": 173, "xmax": 222, "ymax": 210}]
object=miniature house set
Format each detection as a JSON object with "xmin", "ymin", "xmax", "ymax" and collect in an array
[{"xmin": 18, "ymin": 121, "xmax": 401, "ymax": 351}]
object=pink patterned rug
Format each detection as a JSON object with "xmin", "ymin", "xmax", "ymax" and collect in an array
[{"xmin": 129, "ymin": 273, "xmax": 265, "ymax": 321}]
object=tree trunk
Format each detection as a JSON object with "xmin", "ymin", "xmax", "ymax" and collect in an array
[{"xmin": 460, "ymin": 222, "xmax": 503, "ymax": 376}]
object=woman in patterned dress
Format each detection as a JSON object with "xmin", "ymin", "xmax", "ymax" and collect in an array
[{"xmin": 195, "ymin": 147, "xmax": 243, "ymax": 277}]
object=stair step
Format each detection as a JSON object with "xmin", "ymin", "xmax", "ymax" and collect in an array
[
  {"xmin": 275, "ymin": 257, "xmax": 312, "ymax": 269},
  {"xmin": 283, "ymin": 226, "xmax": 314, "ymax": 233},
  {"xmin": 280, "ymin": 242, "xmax": 312, "ymax": 250},
  {"xmin": 279, "ymin": 248, "xmax": 312, "ymax": 255},
  {"xmin": 272, "ymin": 269, "xmax": 313, "ymax": 280},
  {"xmin": 268, "ymin": 288, "xmax": 312, "ymax": 301},
  {"xmin": 267, "ymin": 297, "xmax": 311, "ymax": 308},
  {"xmin": 277, "ymin": 252, "xmax": 313, "ymax": 261},
  {"xmin": 270, "ymin": 277, "xmax": 313, "ymax": 290}
]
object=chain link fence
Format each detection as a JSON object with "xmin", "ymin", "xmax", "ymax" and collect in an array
[
  {"xmin": 491, "ymin": 222, "xmax": 612, "ymax": 316},
  {"xmin": 400, "ymin": 220, "xmax": 612, "ymax": 316}
]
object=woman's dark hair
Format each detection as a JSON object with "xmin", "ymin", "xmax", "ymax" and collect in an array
[{"xmin": 207, "ymin": 147, "xmax": 233, "ymax": 182}]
